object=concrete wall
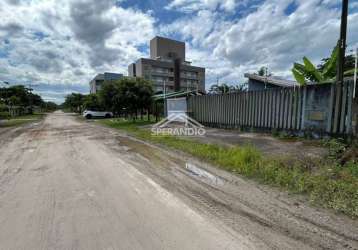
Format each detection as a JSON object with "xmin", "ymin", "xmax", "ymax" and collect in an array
[{"xmin": 303, "ymin": 84, "xmax": 332, "ymax": 131}]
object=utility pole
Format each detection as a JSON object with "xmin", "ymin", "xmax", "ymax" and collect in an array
[
  {"xmin": 333, "ymin": 0, "xmax": 349, "ymax": 133},
  {"xmin": 264, "ymin": 66, "xmax": 268, "ymax": 89},
  {"xmin": 27, "ymin": 83, "xmax": 39, "ymax": 114},
  {"xmin": 336, "ymin": 0, "xmax": 349, "ymax": 85}
]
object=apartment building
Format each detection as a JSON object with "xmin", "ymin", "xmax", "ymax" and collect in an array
[
  {"xmin": 89, "ymin": 72, "xmax": 123, "ymax": 94},
  {"xmin": 128, "ymin": 36, "xmax": 205, "ymax": 93}
]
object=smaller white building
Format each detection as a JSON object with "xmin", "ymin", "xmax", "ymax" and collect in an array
[{"xmin": 89, "ymin": 72, "xmax": 123, "ymax": 94}]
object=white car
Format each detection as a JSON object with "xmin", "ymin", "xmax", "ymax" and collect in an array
[{"xmin": 83, "ymin": 110, "xmax": 113, "ymax": 119}]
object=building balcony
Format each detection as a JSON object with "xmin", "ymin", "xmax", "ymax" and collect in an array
[
  {"xmin": 180, "ymin": 73, "xmax": 198, "ymax": 79},
  {"xmin": 151, "ymin": 72, "xmax": 174, "ymax": 77},
  {"xmin": 153, "ymin": 80, "xmax": 174, "ymax": 85}
]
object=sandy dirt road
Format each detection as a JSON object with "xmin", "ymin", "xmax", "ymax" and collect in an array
[{"xmin": 0, "ymin": 111, "xmax": 357, "ymax": 250}]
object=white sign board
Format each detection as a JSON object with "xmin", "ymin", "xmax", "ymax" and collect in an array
[{"xmin": 166, "ymin": 98, "xmax": 187, "ymax": 121}]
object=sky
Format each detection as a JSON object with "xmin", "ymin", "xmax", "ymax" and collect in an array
[{"xmin": 0, "ymin": 0, "xmax": 357, "ymax": 103}]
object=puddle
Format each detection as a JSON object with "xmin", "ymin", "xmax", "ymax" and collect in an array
[{"xmin": 185, "ymin": 163, "xmax": 223, "ymax": 186}]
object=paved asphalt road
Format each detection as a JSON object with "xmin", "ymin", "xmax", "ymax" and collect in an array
[{"xmin": 0, "ymin": 111, "xmax": 357, "ymax": 250}]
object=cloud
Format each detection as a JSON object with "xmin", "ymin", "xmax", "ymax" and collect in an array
[
  {"xmin": 0, "ymin": 0, "xmax": 155, "ymax": 91},
  {"xmin": 4, "ymin": 0, "xmax": 22, "ymax": 5},
  {"xmin": 0, "ymin": 0, "xmax": 358, "ymax": 100},
  {"xmin": 162, "ymin": 0, "xmax": 358, "ymax": 84},
  {"xmin": 33, "ymin": 83, "xmax": 89, "ymax": 104},
  {"xmin": 0, "ymin": 23, "xmax": 23, "ymax": 37},
  {"xmin": 166, "ymin": 0, "xmax": 243, "ymax": 12}
]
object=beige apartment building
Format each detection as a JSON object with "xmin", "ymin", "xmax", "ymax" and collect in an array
[{"xmin": 128, "ymin": 36, "xmax": 205, "ymax": 93}]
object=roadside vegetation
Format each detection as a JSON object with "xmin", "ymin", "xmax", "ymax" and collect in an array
[
  {"xmin": 63, "ymin": 77, "xmax": 153, "ymax": 119},
  {"xmin": 100, "ymin": 118, "xmax": 358, "ymax": 218},
  {"xmin": 0, "ymin": 84, "xmax": 57, "ymax": 127},
  {"xmin": 0, "ymin": 113, "xmax": 45, "ymax": 128}
]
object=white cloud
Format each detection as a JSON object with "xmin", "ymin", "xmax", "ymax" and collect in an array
[
  {"xmin": 0, "ymin": 0, "xmax": 155, "ymax": 89},
  {"xmin": 163, "ymin": 0, "xmax": 358, "ymax": 85},
  {"xmin": 350, "ymin": 1, "xmax": 358, "ymax": 9},
  {"xmin": 166, "ymin": 0, "xmax": 243, "ymax": 12},
  {"xmin": 1, "ymin": 0, "xmax": 358, "ymax": 99}
]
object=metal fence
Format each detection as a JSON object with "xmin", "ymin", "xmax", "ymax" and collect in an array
[{"xmin": 187, "ymin": 79, "xmax": 355, "ymax": 135}]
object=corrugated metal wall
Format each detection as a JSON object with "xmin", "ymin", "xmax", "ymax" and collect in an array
[{"xmin": 188, "ymin": 80, "xmax": 354, "ymax": 134}]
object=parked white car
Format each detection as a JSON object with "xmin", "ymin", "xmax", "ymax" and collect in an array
[{"xmin": 83, "ymin": 110, "xmax": 113, "ymax": 119}]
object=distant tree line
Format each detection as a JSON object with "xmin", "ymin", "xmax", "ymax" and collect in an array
[
  {"xmin": 63, "ymin": 77, "xmax": 154, "ymax": 119},
  {"xmin": 208, "ymin": 83, "xmax": 247, "ymax": 94},
  {"xmin": 0, "ymin": 85, "xmax": 58, "ymax": 119}
]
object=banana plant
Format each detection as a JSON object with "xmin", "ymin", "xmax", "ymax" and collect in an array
[{"xmin": 292, "ymin": 46, "xmax": 338, "ymax": 85}]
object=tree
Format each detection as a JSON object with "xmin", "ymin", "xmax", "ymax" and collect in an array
[
  {"xmin": 83, "ymin": 94, "xmax": 103, "ymax": 111},
  {"xmin": 98, "ymin": 81, "xmax": 118, "ymax": 112},
  {"xmin": 209, "ymin": 83, "xmax": 231, "ymax": 94},
  {"xmin": 0, "ymin": 85, "xmax": 46, "ymax": 116},
  {"xmin": 230, "ymin": 83, "xmax": 247, "ymax": 93},
  {"xmin": 98, "ymin": 77, "xmax": 153, "ymax": 118},
  {"xmin": 258, "ymin": 67, "xmax": 266, "ymax": 76},
  {"xmin": 41, "ymin": 101, "xmax": 58, "ymax": 112},
  {"xmin": 63, "ymin": 93, "xmax": 85, "ymax": 113},
  {"xmin": 318, "ymin": 54, "xmax": 355, "ymax": 76},
  {"xmin": 133, "ymin": 77, "xmax": 153, "ymax": 118},
  {"xmin": 209, "ymin": 83, "xmax": 246, "ymax": 94},
  {"xmin": 292, "ymin": 46, "xmax": 354, "ymax": 85}
]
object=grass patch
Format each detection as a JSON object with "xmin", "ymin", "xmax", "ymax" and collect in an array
[
  {"xmin": 100, "ymin": 118, "xmax": 358, "ymax": 218},
  {"xmin": 0, "ymin": 113, "xmax": 45, "ymax": 128}
]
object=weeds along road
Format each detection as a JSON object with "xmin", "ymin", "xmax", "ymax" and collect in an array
[{"xmin": 0, "ymin": 111, "xmax": 357, "ymax": 250}]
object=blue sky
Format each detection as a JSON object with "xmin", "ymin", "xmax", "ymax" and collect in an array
[{"xmin": 0, "ymin": 0, "xmax": 357, "ymax": 103}]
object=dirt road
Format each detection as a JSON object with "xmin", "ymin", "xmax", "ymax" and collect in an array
[{"xmin": 0, "ymin": 112, "xmax": 357, "ymax": 250}]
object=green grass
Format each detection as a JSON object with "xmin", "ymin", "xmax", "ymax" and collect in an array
[
  {"xmin": 100, "ymin": 118, "xmax": 358, "ymax": 218},
  {"xmin": 0, "ymin": 113, "xmax": 45, "ymax": 128}
]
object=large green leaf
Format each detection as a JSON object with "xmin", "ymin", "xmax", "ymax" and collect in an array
[
  {"xmin": 293, "ymin": 63, "xmax": 306, "ymax": 74},
  {"xmin": 292, "ymin": 68, "xmax": 306, "ymax": 85},
  {"xmin": 303, "ymin": 57, "xmax": 323, "ymax": 82},
  {"xmin": 293, "ymin": 63, "xmax": 314, "ymax": 81},
  {"xmin": 344, "ymin": 68, "xmax": 355, "ymax": 76},
  {"xmin": 322, "ymin": 46, "xmax": 338, "ymax": 78}
]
